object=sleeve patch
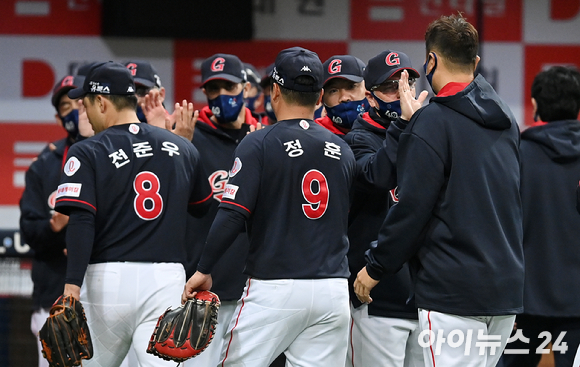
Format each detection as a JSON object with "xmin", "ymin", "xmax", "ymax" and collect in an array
[
  {"xmin": 64, "ymin": 156, "xmax": 81, "ymax": 176},
  {"xmin": 56, "ymin": 183, "xmax": 82, "ymax": 198},
  {"xmin": 229, "ymin": 157, "xmax": 242, "ymax": 177},
  {"xmin": 222, "ymin": 184, "xmax": 239, "ymax": 200}
]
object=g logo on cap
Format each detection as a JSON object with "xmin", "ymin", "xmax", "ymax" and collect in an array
[
  {"xmin": 211, "ymin": 58, "xmax": 225, "ymax": 72},
  {"xmin": 126, "ymin": 63, "xmax": 138, "ymax": 76},
  {"xmin": 329, "ymin": 59, "xmax": 342, "ymax": 74},
  {"xmin": 62, "ymin": 76, "xmax": 74, "ymax": 87},
  {"xmin": 385, "ymin": 52, "xmax": 400, "ymax": 66}
]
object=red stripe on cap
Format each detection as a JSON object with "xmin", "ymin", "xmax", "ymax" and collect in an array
[{"xmin": 222, "ymin": 278, "xmax": 252, "ymax": 366}]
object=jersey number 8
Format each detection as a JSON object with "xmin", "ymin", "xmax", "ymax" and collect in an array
[
  {"xmin": 134, "ymin": 171, "xmax": 163, "ymax": 220},
  {"xmin": 302, "ymin": 169, "xmax": 329, "ymax": 220}
]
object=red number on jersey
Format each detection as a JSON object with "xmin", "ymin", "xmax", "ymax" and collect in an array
[
  {"xmin": 301, "ymin": 169, "xmax": 329, "ymax": 220},
  {"xmin": 133, "ymin": 171, "xmax": 163, "ymax": 220}
]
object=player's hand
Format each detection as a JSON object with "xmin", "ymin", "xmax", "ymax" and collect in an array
[
  {"xmin": 247, "ymin": 123, "xmax": 264, "ymax": 134},
  {"xmin": 399, "ymin": 70, "xmax": 428, "ymax": 121},
  {"xmin": 354, "ymin": 266, "xmax": 379, "ymax": 304},
  {"xmin": 182, "ymin": 271, "xmax": 212, "ymax": 304},
  {"xmin": 167, "ymin": 100, "xmax": 197, "ymax": 141},
  {"xmin": 77, "ymin": 100, "xmax": 94, "ymax": 138},
  {"xmin": 63, "ymin": 283, "xmax": 81, "ymax": 301},
  {"xmin": 50, "ymin": 212, "xmax": 69, "ymax": 232},
  {"xmin": 141, "ymin": 89, "xmax": 167, "ymax": 129}
]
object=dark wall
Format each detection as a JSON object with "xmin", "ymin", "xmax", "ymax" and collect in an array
[{"xmin": 102, "ymin": 0, "xmax": 253, "ymax": 39}]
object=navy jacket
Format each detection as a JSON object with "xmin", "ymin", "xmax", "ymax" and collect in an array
[
  {"xmin": 20, "ymin": 138, "xmax": 69, "ymax": 310},
  {"xmin": 520, "ymin": 120, "xmax": 580, "ymax": 317},
  {"xmin": 186, "ymin": 106, "xmax": 259, "ymax": 301},
  {"xmin": 367, "ymin": 75, "xmax": 524, "ymax": 316},
  {"xmin": 344, "ymin": 110, "xmax": 417, "ymax": 319}
]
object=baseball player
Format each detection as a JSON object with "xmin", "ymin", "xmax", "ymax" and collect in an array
[
  {"xmin": 183, "ymin": 47, "xmax": 356, "ymax": 367},
  {"xmin": 123, "ymin": 60, "xmax": 167, "ymax": 126},
  {"xmin": 501, "ymin": 66, "xmax": 580, "ymax": 366},
  {"xmin": 260, "ymin": 63, "xmax": 277, "ymax": 124},
  {"xmin": 315, "ymin": 55, "xmax": 368, "ymax": 137},
  {"xmin": 354, "ymin": 14, "xmax": 524, "ymax": 367},
  {"xmin": 54, "ymin": 61, "xmax": 213, "ymax": 367},
  {"xmin": 182, "ymin": 53, "xmax": 261, "ymax": 367},
  {"xmin": 243, "ymin": 63, "xmax": 263, "ymax": 113},
  {"xmin": 19, "ymin": 74, "xmax": 90, "ymax": 367},
  {"xmin": 344, "ymin": 50, "xmax": 427, "ymax": 367}
]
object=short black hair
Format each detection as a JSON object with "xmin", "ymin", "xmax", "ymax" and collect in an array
[
  {"xmin": 425, "ymin": 13, "xmax": 479, "ymax": 73},
  {"xmin": 86, "ymin": 94, "xmax": 138, "ymax": 112},
  {"xmin": 279, "ymin": 75, "xmax": 321, "ymax": 107},
  {"xmin": 532, "ymin": 66, "xmax": 580, "ymax": 122}
]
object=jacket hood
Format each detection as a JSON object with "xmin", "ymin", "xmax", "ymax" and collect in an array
[
  {"xmin": 352, "ymin": 109, "xmax": 389, "ymax": 133},
  {"xmin": 197, "ymin": 105, "xmax": 260, "ymax": 139},
  {"xmin": 521, "ymin": 120, "xmax": 580, "ymax": 161},
  {"xmin": 432, "ymin": 74, "xmax": 514, "ymax": 130}
]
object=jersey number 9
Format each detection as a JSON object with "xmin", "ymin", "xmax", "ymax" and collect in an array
[
  {"xmin": 134, "ymin": 171, "xmax": 164, "ymax": 220},
  {"xmin": 301, "ymin": 169, "xmax": 329, "ymax": 220}
]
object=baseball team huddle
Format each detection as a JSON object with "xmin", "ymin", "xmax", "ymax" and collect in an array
[{"xmin": 19, "ymin": 13, "xmax": 580, "ymax": 367}]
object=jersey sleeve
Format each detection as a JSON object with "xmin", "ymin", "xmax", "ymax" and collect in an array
[
  {"xmin": 187, "ymin": 145, "xmax": 213, "ymax": 217},
  {"xmin": 54, "ymin": 143, "xmax": 97, "ymax": 215},
  {"xmin": 19, "ymin": 158, "xmax": 66, "ymax": 255},
  {"xmin": 218, "ymin": 133, "xmax": 263, "ymax": 218}
]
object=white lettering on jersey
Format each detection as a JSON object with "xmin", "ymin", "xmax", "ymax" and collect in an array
[
  {"xmin": 284, "ymin": 139, "xmax": 304, "ymax": 157},
  {"xmin": 56, "ymin": 183, "xmax": 82, "ymax": 198},
  {"xmin": 64, "ymin": 156, "xmax": 81, "ymax": 176},
  {"xmin": 208, "ymin": 170, "xmax": 229, "ymax": 202},
  {"xmin": 129, "ymin": 124, "xmax": 140, "ymax": 134},
  {"xmin": 299, "ymin": 120, "xmax": 310, "ymax": 130},
  {"xmin": 223, "ymin": 184, "xmax": 239, "ymax": 200},
  {"xmin": 109, "ymin": 149, "xmax": 130, "ymax": 168},
  {"xmin": 133, "ymin": 141, "xmax": 154, "ymax": 158},
  {"xmin": 230, "ymin": 157, "xmax": 242, "ymax": 177},
  {"xmin": 324, "ymin": 141, "xmax": 341, "ymax": 160},
  {"xmin": 161, "ymin": 141, "xmax": 180, "ymax": 156}
]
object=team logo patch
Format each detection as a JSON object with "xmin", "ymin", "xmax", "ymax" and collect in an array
[
  {"xmin": 230, "ymin": 157, "xmax": 242, "ymax": 177},
  {"xmin": 299, "ymin": 120, "xmax": 310, "ymax": 130},
  {"xmin": 211, "ymin": 57, "xmax": 225, "ymax": 72},
  {"xmin": 48, "ymin": 190, "xmax": 57, "ymax": 209},
  {"xmin": 328, "ymin": 59, "xmax": 342, "ymax": 74},
  {"xmin": 389, "ymin": 187, "xmax": 399, "ymax": 203},
  {"xmin": 56, "ymin": 183, "xmax": 82, "ymax": 198},
  {"xmin": 64, "ymin": 157, "xmax": 81, "ymax": 176},
  {"xmin": 385, "ymin": 52, "xmax": 400, "ymax": 66},
  {"xmin": 129, "ymin": 124, "xmax": 140, "ymax": 134},
  {"xmin": 222, "ymin": 184, "xmax": 239, "ymax": 200}
]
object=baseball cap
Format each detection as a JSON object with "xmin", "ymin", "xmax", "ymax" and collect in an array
[
  {"xmin": 272, "ymin": 47, "xmax": 323, "ymax": 92},
  {"xmin": 124, "ymin": 61, "xmax": 162, "ymax": 88},
  {"xmin": 364, "ymin": 50, "xmax": 420, "ymax": 90},
  {"xmin": 322, "ymin": 55, "xmax": 365, "ymax": 85},
  {"xmin": 243, "ymin": 63, "xmax": 262, "ymax": 88},
  {"xmin": 201, "ymin": 54, "xmax": 246, "ymax": 86},
  {"xmin": 68, "ymin": 61, "xmax": 136, "ymax": 100},
  {"xmin": 259, "ymin": 63, "xmax": 275, "ymax": 89},
  {"xmin": 51, "ymin": 75, "xmax": 84, "ymax": 108}
]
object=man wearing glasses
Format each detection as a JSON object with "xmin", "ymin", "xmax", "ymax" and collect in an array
[
  {"xmin": 124, "ymin": 61, "xmax": 167, "ymax": 125},
  {"xmin": 344, "ymin": 49, "xmax": 428, "ymax": 367}
]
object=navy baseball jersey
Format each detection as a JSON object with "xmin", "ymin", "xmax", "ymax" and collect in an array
[
  {"xmin": 218, "ymin": 118, "xmax": 356, "ymax": 279},
  {"xmin": 55, "ymin": 123, "xmax": 212, "ymax": 284}
]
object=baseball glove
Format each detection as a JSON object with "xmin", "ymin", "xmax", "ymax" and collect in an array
[
  {"xmin": 147, "ymin": 290, "xmax": 220, "ymax": 362},
  {"xmin": 39, "ymin": 295, "xmax": 93, "ymax": 367}
]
